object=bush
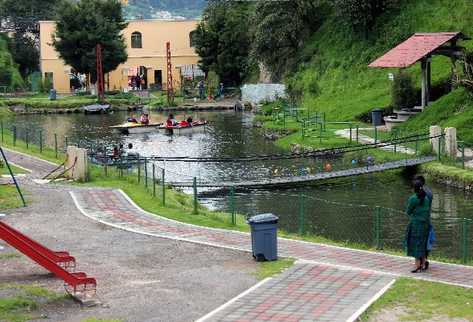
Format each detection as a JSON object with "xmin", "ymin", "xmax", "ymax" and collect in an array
[{"xmin": 392, "ymin": 71, "xmax": 417, "ymax": 109}]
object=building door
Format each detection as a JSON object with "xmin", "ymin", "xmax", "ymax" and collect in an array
[{"xmin": 154, "ymin": 70, "xmax": 162, "ymax": 89}]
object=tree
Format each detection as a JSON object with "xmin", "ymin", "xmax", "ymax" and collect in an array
[
  {"xmin": 52, "ymin": 0, "xmax": 128, "ymax": 86},
  {"xmin": 392, "ymin": 71, "xmax": 417, "ymax": 109},
  {"xmin": 192, "ymin": 1, "xmax": 253, "ymax": 85},
  {"xmin": 333, "ymin": 0, "xmax": 402, "ymax": 35},
  {"xmin": 0, "ymin": 0, "xmax": 63, "ymax": 77},
  {"xmin": 251, "ymin": 0, "xmax": 327, "ymax": 81}
]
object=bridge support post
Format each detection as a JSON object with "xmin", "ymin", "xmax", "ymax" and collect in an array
[
  {"xmin": 430, "ymin": 125, "xmax": 442, "ymax": 156},
  {"xmin": 444, "ymin": 127, "xmax": 458, "ymax": 158}
]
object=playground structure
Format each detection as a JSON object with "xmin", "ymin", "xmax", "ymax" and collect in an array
[{"xmin": 0, "ymin": 221, "xmax": 97, "ymax": 297}]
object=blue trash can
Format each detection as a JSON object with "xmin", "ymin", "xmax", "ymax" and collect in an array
[
  {"xmin": 247, "ymin": 213, "xmax": 278, "ymax": 261},
  {"xmin": 371, "ymin": 108, "xmax": 383, "ymax": 126},
  {"xmin": 49, "ymin": 89, "xmax": 57, "ymax": 101}
]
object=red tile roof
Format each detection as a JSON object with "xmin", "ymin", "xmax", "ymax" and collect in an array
[{"xmin": 369, "ymin": 32, "xmax": 462, "ymax": 68}]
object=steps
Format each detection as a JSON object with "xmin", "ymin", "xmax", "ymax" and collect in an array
[
  {"xmin": 383, "ymin": 107, "xmax": 423, "ymax": 131},
  {"xmin": 0, "ymin": 221, "xmax": 96, "ymax": 296}
]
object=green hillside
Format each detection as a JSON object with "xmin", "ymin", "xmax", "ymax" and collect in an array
[{"xmin": 291, "ymin": 0, "xmax": 473, "ymax": 140}]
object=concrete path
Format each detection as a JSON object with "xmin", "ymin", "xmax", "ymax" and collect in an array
[
  {"xmin": 335, "ymin": 128, "xmax": 415, "ymax": 155},
  {"xmin": 2, "ymin": 147, "xmax": 59, "ymax": 178},
  {"xmin": 5, "ymin": 148, "xmax": 473, "ymax": 322}
]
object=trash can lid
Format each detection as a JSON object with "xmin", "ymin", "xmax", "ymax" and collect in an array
[
  {"xmin": 372, "ymin": 108, "xmax": 383, "ymax": 112},
  {"xmin": 247, "ymin": 213, "xmax": 279, "ymax": 224}
]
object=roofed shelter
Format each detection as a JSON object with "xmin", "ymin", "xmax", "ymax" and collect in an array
[{"xmin": 369, "ymin": 32, "xmax": 470, "ymax": 109}]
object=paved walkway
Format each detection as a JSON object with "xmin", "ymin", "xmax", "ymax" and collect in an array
[
  {"xmin": 335, "ymin": 128, "xmax": 414, "ymax": 155},
  {"xmin": 2, "ymin": 147, "xmax": 59, "ymax": 178},
  {"xmin": 199, "ymin": 262, "xmax": 394, "ymax": 322},
  {"xmin": 5, "ymin": 148, "xmax": 473, "ymax": 322},
  {"xmin": 71, "ymin": 188, "xmax": 473, "ymax": 289}
]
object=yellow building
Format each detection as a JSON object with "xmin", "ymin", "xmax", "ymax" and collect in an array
[{"xmin": 39, "ymin": 19, "xmax": 201, "ymax": 93}]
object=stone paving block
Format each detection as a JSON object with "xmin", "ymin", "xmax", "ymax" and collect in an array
[
  {"xmin": 72, "ymin": 188, "xmax": 473, "ymax": 289},
  {"xmin": 200, "ymin": 262, "xmax": 394, "ymax": 322}
]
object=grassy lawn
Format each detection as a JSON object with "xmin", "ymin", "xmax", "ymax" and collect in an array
[
  {"xmin": 0, "ymin": 284, "xmax": 69, "ymax": 322},
  {"xmin": 255, "ymin": 258, "xmax": 295, "ymax": 280},
  {"xmin": 0, "ymin": 127, "xmax": 64, "ymax": 164},
  {"xmin": 0, "ymin": 163, "xmax": 27, "ymax": 175},
  {"xmin": 361, "ymin": 278, "xmax": 473, "ymax": 322},
  {"xmin": 0, "ymin": 185, "xmax": 24, "ymax": 210}
]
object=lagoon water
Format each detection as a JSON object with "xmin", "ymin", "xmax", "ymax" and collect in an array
[{"xmin": 10, "ymin": 110, "xmax": 473, "ymax": 258}]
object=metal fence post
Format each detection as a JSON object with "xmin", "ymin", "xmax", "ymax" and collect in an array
[
  {"xmin": 161, "ymin": 168, "xmax": 166, "ymax": 206},
  {"xmin": 374, "ymin": 207, "xmax": 383, "ymax": 249},
  {"xmin": 461, "ymin": 144, "xmax": 465, "ymax": 169},
  {"xmin": 12, "ymin": 126, "xmax": 16, "ymax": 146},
  {"xmin": 25, "ymin": 129, "xmax": 29, "ymax": 149},
  {"xmin": 374, "ymin": 126, "xmax": 378, "ymax": 145},
  {"xmin": 356, "ymin": 125, "xmax": 359, "ymax": 143},
  {"xmin": 461, "ymin": 218, "xmax": 471, "ymax": 264},
  {"xmin": 144, "ymin": 158, "xmax": 148, "ymax": 188},
  {"xmin": 152, "ymin": 163, "xmax": 156, "ymax": 197},
  {"xmin": 230, "ymin": 186, "xmax": 236, "ymax": 225},
  {"xmin": 298, "ymin": 192, "xmax": 305, "ymax": 235},
  {"xmin": 1, "ymin": 121, "xmax": 3, "ymax": 143},
  {"xmin": 137, "ymin": 159, "xmax": 141, "ymax": 183},
  {"xmin": 193, "ymin": 177, "xmax": 198, "ymax": 214},
  {"xmin": 0, "ymin": 147, "xmax": 26, "ymax": 207},
  {"xmin": 39, "ymin": 130, "xmax": 43, "ymax": 153},
  {"xmin": 438, "ymin": 136, "xmax": 442, "ymax": 161},
  {"xmin": 349, "ymin": 124, "xmax": 353, "ymax": 143},
  {"xmin": 54, "ymin": 133, "xmax": 58, "ymax": 158}
]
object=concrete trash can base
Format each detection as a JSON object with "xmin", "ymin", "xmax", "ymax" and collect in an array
[{"xmin": 247, "ymin": 213, "xmax": 278, "ymax": 261}]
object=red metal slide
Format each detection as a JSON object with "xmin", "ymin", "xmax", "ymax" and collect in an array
[{"xmin": 0, "ymin": 222, "xmax": 96, "ymax": 294}]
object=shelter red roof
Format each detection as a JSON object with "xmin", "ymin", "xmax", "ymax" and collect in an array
[{"xmin": 369, "ymin": 32, "xmax": 463, "ymax": 68}]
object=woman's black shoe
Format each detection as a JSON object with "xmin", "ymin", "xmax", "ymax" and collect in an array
[
  {"xmin": 411, "ymin": 267, "xmax": 423, "ymax": 273},
  {"xmin": 424, "ymin": 261, "xmax": 429, "ymax": 270}
]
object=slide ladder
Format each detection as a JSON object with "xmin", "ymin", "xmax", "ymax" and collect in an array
[{"xmin": 0, "ymin": 222, "xmax": 96, "ymax": 295}]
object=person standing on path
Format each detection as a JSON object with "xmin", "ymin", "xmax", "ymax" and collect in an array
[
  {"xmin": 415, "ymin": 175, "xmax": 434, "ymax": 270},
  {"xmin": 405, "ymin": 180, "xmax": 431, "ymax": 273},
  {"xmin": 198, "ymin": 80, "xmax": 205, "ymax": 100}
]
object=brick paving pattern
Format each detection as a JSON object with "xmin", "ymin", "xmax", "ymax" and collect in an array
[
  {"xmin": 204, "ymin": 262, "xmax": 394, "ymax": 322},
  {"xmin": 6, "ymin": 149, "xmax": 473, "ymax": 321},
  {"xmin": 72, "ymin": 189, "xmax": 473, "ymax": 288}
]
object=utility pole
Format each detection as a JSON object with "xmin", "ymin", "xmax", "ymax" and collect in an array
[
  {"xmin": 96, "ymin": 44, "xmax": 105, "ymax": 102},
  {"xmin": 166, "ymin": 41, "xmax": 174, "ymax": 106}
]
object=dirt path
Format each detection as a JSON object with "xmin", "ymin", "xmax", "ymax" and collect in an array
[{"xmin": 0, "ymin": 180, "xmax": 259, "ymax": 322}]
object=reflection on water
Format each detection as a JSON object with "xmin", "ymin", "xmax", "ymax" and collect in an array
[{"xmin": 10, "ymin": 111, "xmax": 473, "ymax": 257}]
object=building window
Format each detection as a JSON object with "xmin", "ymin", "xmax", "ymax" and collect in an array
[
  {"xmin": 131, "ymin": 32, "xmax": 142, "ymax": 48},
  {"xmin": 189, "ymin": 31, "xmax": 197, "ymax": 47}
]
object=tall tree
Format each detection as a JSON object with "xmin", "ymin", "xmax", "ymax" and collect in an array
[
  {"xmin": 52, "ymin": 0, "xmax": 128, "ymax": 85},
  {"xmin": 252, "ymin": 0, "xmax": 327, "ymax": 81},
  {"xmin": 0, "ymin": 0, "xmax": 63, "ymax": 77},
  {"xmin": 192, "ymin": 1, "xmax": 252, "ymax": 85},
  {"xmin": 333, "ymin": 0, "xmax": 402, "ymax": 35}
]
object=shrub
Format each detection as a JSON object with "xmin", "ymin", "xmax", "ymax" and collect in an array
[{"xmin": 391, "ymin": 71, "xmax": 417, "ymax": 109}]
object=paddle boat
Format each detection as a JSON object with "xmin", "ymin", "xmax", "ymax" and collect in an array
[
  {"xmin": 110, "ymin": 119, "xmax": 162, "ymax": 135},
  {"xmin": 82, "ymin": 104, "xmax": 111, "ymax": 114},
  {"xmin": 160, "ymin": 120, "xmax": 208, "ymax": 135}
]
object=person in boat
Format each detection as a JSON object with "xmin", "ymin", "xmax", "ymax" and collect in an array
[
  {"xmin": 127, "ymin": 116, "xmax": 138, "ymax": 123},
  {"xmin": 112, "ymin": 146, "xmax": 119, "ymax": 159},
  {"xmin": 140, "ymin": 112, "xmax": 149, "ymax": 125},
  {"xmin": 187, "ymin": 115, "xmax": 193, "ymax": 126}
]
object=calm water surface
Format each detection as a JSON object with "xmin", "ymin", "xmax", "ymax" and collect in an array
[{"xmin": 10, "ymin": 111, "xmax": 473, "ymax": 258}]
